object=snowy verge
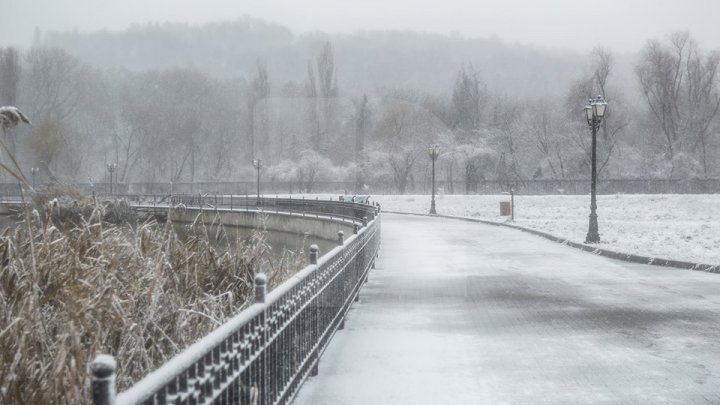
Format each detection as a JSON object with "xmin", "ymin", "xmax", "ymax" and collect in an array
[
  {"xmin": 385, "ymin": 210, "xmax": 720, "ymax": 273},
  {"xmin": 370, "ymin": 194, "xmax": 720, "ymax": 267}
]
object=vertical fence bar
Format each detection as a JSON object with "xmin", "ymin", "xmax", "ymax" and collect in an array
[
  {"xmin": 309, "ymin": 244, "xmax": 319, "ymax": 377},
  {"xmin": 255, "ymin": 272, "xmax": 269, "ymax": 405},
  {"xmin": 91, "ymin": 355, "xmax": 117, "ymax": 405},
  {"xmin": 255, "ymin": 273, "xmax": 267, "ymax": 304}
]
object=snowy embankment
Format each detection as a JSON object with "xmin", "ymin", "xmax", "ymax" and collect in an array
[{"xmin": 370, "ymin": 194, "xmax": 720, "ymax": 266}]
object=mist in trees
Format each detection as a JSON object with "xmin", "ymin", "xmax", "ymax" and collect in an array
[
  {"xmin": 1, "ymin": 19, "xmax": 719, "ymax": 193},
  {"xmin": 636, "ymin": 32, "xmax": 720, "ymax": 177}
]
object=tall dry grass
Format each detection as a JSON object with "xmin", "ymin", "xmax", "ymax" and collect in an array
[{"xmin": 0, "ymin": 192, "xmax": 301, "ymax": 404}]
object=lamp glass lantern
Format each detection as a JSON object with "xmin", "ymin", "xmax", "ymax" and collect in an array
[
  {"xmin": 585, "ymin": 95, "xmax": 607, "ymax": 124},
  {"xmin": 593, "ymin": 97, "xmax": 607, "ymax": 118}
]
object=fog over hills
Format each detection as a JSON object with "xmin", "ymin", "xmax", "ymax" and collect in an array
[
  {"xmin": 2, "ymin": 15, "xmax": 717, "ymax": 187},
  {"xmin": 39, "ymin": 17, "xmax": 633, "ymax": 98}
]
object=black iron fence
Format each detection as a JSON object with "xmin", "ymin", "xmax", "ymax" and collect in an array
[
  {"xmin": 90, "ymin": 199, "xmax": 381, "ymax": 405},
  {"xmin": 122, "ymin": 194, "xmax": 379, "ymax": 225}
]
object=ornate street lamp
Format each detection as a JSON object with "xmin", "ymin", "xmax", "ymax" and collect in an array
[
  {"xmin": 106, "ymin": 163, "xmax": 118, "ymax": 196},
  {"xmin": 584, "ymin": 95, "xmax": 608, "ymax": 243},
  {"xmin": 30, "ymin": 167, "xmax": 39, "ymax": 189},
  {"xmin": 252, "ymin": 159, "xmax": 263, "ymax": 205},
  {"xmin": 428, "ymin": 145, "xmax": 439, "ymax": 215}
]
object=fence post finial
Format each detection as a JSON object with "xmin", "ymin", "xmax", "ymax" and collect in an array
[
  {"xmin": 254, "ymin": 273, "xmax": 267, "ymax": 303},
  {"xmin": 337, "ymin": 230, "xmax": 345, "ymax": 245},
  {"xmin": 309, "ymin": 244, "xmax": 319, "ymax": 264},
  {"xmin": 353, "ymin": 224, "xmax": 359, "ymax": 234},
  {"xmin": 91, "ymin": 354, "xmax": 117, "ymax": 405},
  {"xmin": 362, "ymin": 216, "xmax": 368, "ymax": 227}
]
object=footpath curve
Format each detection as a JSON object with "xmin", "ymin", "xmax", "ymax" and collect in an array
[{"xmin": 385, "ymin": 210, "xmax": 720, "ymax": 274}]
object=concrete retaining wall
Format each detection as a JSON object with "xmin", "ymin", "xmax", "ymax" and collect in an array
[{"xmin": 165, "ymin": 207, "xmax": 355, "ymax": 243}]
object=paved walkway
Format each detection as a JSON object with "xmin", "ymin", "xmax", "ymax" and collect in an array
[{"xmin": 293, "ymin": 213, "xmax": 720, "ymax": 404}]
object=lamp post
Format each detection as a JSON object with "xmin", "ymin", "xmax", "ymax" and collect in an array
[
  {"xmin": 106, "ymin": 163, "xmax": 117, "ymax": 196},
  {"xmin": 252, "ymin": 159, "xmax": 262, "ymax": 205},
  {"xmin": 428, "ymin": 144, "xmax": 439, "ymax": 215},
  {"xmin": 583, "ymin": 95, "xmax": 608, "ymax": 244},
  {"xmin": 30, "ymin": 167, "xmax": 39, "ymax": 189}
]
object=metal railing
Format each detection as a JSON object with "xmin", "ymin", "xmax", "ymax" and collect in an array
[
  {"xmin": 90, "ymin": 198, "xmax": 381, "ymax": 405},
  {"xmin": 119, "ymin": 194, "xmax": 380, "ymax": 225}
]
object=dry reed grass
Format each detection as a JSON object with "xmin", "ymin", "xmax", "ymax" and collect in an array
[{"xmin": 0, "ymin": 191, "xmax": 302, "ymax": 404}]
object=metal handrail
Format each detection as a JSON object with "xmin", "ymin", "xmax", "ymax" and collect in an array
[
  {"xmin": 117, "ymin": 194, "xmax": 379, "ymax": 225},
  {"xmin": 90, "ymin": 198, "xmax": 381, "ymax": 405}
]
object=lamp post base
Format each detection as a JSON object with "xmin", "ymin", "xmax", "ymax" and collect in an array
[
  {"xmin": 585, "ymin": 213, "xmax": 600, "ymax": 243},
  {"xmin": 429, "ymin": 200, "xmax": 437, "ymax": 215}
]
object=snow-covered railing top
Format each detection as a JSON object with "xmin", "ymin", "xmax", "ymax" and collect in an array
[
  {"xmin": 90, "ymin": 199, "xmax": 381, "ymax": 405},
  {"xmin": 121, "ymin": 194, "xmax": 379, "ymax": 225}
]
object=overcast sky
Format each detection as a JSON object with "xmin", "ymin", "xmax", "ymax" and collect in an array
[{"xmin": 2, "ymin": 0, "xmax": 719, "ymax": 52}]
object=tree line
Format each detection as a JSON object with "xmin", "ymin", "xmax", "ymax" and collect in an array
[{"xmin": 0, "ymin": 22, "xmax": 718, "ymax": 194}]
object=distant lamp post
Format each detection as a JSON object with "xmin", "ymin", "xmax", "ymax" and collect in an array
[
  {"xmin": 106, "ymin": 163, "xmax": 118, "ymax": 196},
  {"xmin": 583, "ymin": 95, "xmax": 608, "ymax": 243},
  {"xmin": 252, "ymin": 159, "xmax": 263, "ymax": 204},
  {"xmin": 428, "ymin": 144, "xmax": 439, "ymax": 215},
  {"xmin": 30, "ymin": 167, "xmax": 39, "ymax": 188}
]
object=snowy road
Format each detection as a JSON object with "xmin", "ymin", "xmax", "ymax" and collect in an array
[{"xmin": 293, "ymin": 213, "xmax": 720, "ymax": 404}]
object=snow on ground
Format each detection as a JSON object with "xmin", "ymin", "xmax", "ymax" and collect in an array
[
  {"xmin": 368, "ymin": 194, "xmax": 720, "ymax": 266},
  {"xmin": 294, "ymin": 214, "xmax": 720, "ymax": 404}
]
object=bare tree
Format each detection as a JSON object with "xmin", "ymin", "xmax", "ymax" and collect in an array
[
  {"xmin": 317, "ymin": 42, "xmax": 338, "ymax": 153},
  {"xmin": 352, "ymin": 94, "xmax": 370, "ymax": 191},
  {"xmin": 22, "ymin": 48, "xmax": 87, "ymax": 121},
  {"xmin": 296, "ymin": 149, "xmax": 334, "ymax": 193},
  {"xmin": 524, "ymin": 100, "xmax": 577, "ymax": 179},
  {"xmin": 453, "ymin": 140, "xmax": 497, "ymax": 193},
  {"xmin": 247, "ymin": 62, "xmax": 269, "ymax": 160},
  {"xmin": 636, "ymin": 32, "xmax": 720, "ymax": 176},
  {"xmin": 451, "ymin": 64, "xmax": 482, "ymax": 139},
  {"xmin": 304, "ymin": 60, "xmax": 321, "ymax": 151},
  {"xmin": 372, "ymin": 96, "xmax": 444, "ymax": 193},
  {"xmin": 0, "ymin": 48, "xmax": 21, "ymax": 106},
  {"xmin": 0, "ymin": 106, "xmax": 31, "ymax": 183},
  {"xmin": 0, "ymin": 48, "xmax": 24, "ymax": 162},
  {"xmin": 564, "ymin": 47, "xmax": 627, "ymax": 177},
  {"xmin": 303, "ymin": 42, "xmax": 338, "ymax": 154},
  {"xmin": 489, "ymin": 97, "xmax": 525, "ymax": 183}
]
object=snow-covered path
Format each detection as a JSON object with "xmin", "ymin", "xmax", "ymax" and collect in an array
[{"xmin": 293, "ymin": 213, "xmax": 720, "ymax": 404}]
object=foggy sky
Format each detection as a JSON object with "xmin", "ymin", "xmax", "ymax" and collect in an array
[{"xmin": 2, "ymin": 0, "xmax": 720, "ymax": 52}]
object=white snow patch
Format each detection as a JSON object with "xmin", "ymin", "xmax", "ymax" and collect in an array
[{"xmin": 374, "ymin": 194, "xmax": 720, "ymax": 265}]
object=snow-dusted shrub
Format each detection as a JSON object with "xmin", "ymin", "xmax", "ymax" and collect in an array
[{"xmin": 0, "ymin": 197, "xmax": 300, "ymax": 404}]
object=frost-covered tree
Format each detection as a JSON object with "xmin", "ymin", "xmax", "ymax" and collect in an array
[
  {"xmin": 0, "ymin": 48, "xmax": 21, "ymax": 106},
  {"xmin": 451, "ymin": 64, "xmax": 483, "ymax": 140},
  {"xmin": 563, "ymin": 47, "xmax": 627, "ymax": 178},
  {"xmin": 0, "ymin": 106, "xmax": 31, "ymax": 183},
  {"xmin": 304, "ymin": 42, "xmax": 339, "ymax": 155},
  {"xmin": 297, "ymin": 149, "xmax": 334, "ymax": 193},
  {"xmin": 352, "ymin": 94, "xmax": 371, "ymax": 191},
  {"xmin": 372, "ymin": 95, "xmax": 445, "ymax": 193},
  {"xmin": 636, "ymin": 32, "xmax": 720, "ymax": 177},
  {"xmin": 247, "ymin": 62, "xmax": 270, "ymax": 161},
  {"xmin": 22, "ymin": 48, "xmax": 88, "ymax": 121}
]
